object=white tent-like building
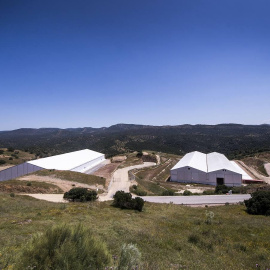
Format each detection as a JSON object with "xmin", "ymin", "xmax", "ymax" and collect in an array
[
  {"xmin": 28, "ymin": 149, "xmax": 105, "ymax": 173},
  {"xmin": 170, "ymin": 151, "xmax": 251, "ymax": 186},
  {"xmin": 0, "ymin": 149, "xmax": 105, "ymax": 182}
]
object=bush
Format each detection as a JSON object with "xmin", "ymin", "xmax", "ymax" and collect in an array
[
  {"xmin": 0, "ymin": 150, "xmax": 4, "ymax": 154},
  {"xmin": 215, "ymin": 185, "xmax": 230, "ymax": 194},
  {"xmin": 183, "ymin": 190, "xmax": 192, "ymax": 196},
  {"xmin": 113, "ymin": 191, "xmax": 145, "ymax": 212},
  {"xmin": 132, "ymin": 197, "xmax": 145, "ymax": 212},
  {"xmin": 244, "ymin": 191, "xmax": 270, "ymax": 215},
  {"xmin": 118, "ymin": 243, "xmax": 141, "ymax": 270},
  {"xmin": 203, "ymin": 190, "xmax": 215, "ymax": 195},
  {"xmin": 64, "ymin": 188, "xmax": 98, "ymax": 202},
  {"xmin": 10, "ymin": 193, "xmax": 15, "ymax": 197},
  {"xmin": 9, "ymin": 157, "xmax": 13, "ymax": 160},
  {"xmin": 161, "ymin": 189, "xmax": 175, "ymax": 196},
  {"xmin": 7, "ymin": 147, "xmax": 14, "ymax": 152},
  {"xmin": 0, "ymin": 159, "xmax": 6, "ymax": 165},
  {"xmin": 15, "ymin": 224, "xmax": 112, "ymax": 270},
  {"xmin": 135, "ymin": 190, "xmax": 147, "ymax": 196},
  {"xmin": 26, "ymin": 182, "xmax": 32, "ymax": 186},
  {"xmin": 130, "ymin": 185, "xmax": 147, "ymax": 196}
]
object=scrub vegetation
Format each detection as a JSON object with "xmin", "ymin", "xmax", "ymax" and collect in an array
[
  {"xmin": 0, "ymin": 148, "xmax": 36, "ymax": 167},
  {"xmin": 0, "ymin": 193, "xmax": 270, "ymax": 269},
  {"xmin": 64, "ymin": 188, "xmax": 98, "ymax": 202},
  {"xmin": 0, "ymin": 180, "xmax": 63, "ymax": 194},
  {"xmin": 33, "ymin": 169, "xmax": 106, "ymax": 187},
  {"xmin": 1, "ymin": 124, "xmax": 270, "ymax": 159},
  {"xmin": 240, "ymin": 152, "xmax": 270, "ymax": 177},
  {"xmin": 129, "ymin": 152, "xmax": 180, "ymax": 195}
]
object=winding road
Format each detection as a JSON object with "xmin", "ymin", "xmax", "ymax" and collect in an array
[
  {"xmin": 98, "ymin": 162, "xmax": 156, "ymax": 201},
  {"xmin": 22, "ymin": 161, "xmax": 253, "ymax": 205}
]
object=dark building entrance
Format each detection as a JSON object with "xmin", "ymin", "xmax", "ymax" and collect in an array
[{"xmin": 216, "ymin": 177, "xmax": 224, "ymax": 185}]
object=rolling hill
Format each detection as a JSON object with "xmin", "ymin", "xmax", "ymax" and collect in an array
[{"xmin": 0, "ymin": 124, "xmax": 270, "ymax": 159}]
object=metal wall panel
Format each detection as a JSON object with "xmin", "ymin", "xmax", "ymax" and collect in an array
[{"xmin": 0, "ymin": 163, "xmax": 43, "ymax": 182}]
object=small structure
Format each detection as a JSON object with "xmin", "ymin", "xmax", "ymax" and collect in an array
[
  {"xmin": 0, "ymin": 149, "xmax": 105, "ymax": 182},
  {"xmin": 170, "ymin": 151, "xmax": 249, "ymax": 186}
]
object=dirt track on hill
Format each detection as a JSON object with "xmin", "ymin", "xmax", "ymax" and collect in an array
[
  {"xmin": 99, "ymin": 162, "xmax": 156, "ymax": 201},
  {"xmin": 17, "ymin": 175, "xmax": 102, "ymax": 192}
]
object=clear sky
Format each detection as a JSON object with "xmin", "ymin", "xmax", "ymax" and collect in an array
[{"xmin": 1, "ymin": 0, "xmax": 270, "ymax": 130}]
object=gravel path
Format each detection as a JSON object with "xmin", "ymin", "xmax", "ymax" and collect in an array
[
  {"xmin": 99, "ymin": 162, "xmax": 156, "ymax": 201},
  {"xmin": 25, "ymin": 194, "xmax": 67, "ymax": 203}
]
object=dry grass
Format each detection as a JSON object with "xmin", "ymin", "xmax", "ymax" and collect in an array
[
  {"xmin": 0, "ymin": 180, "xmax": 63, "ymax": 193},
  {"xmin": 241, "ymin": 152, "xmax": 270, "ymax": 177},
  {"xmin": 33, "ymin": 169, "xmax": 106, "ymax": 186},
  {"xmin": 0, "ymin": 194, "xmax": 269, "ymax": 269}
]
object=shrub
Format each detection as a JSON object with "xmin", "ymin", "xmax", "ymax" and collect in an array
[
  {"xmin": 26, "ymin": 182, "xmax": 32, "ymax": 186},
  {"xmin": 113, "ymin": 191, "xmax": 145, "ymax": 211},
  {"xmin": 15, "ymin": 224, "xmax": 112, "ymax": 270},
  {"xmin": 9, "ymin": 157, "xmax": 13, "ymax": 160},
  {"xmin": 11, "ymin": 153, "xmax": 18, "ymax": 159},
  {"xmin": 118, "ymin": 243, "xmax": 141, "ymax": 270},
  {"xmin": 161, "ymin": 189, "xmax": 175, "ymax": 196},
  {"xmin": 183, "ymin": 190, "xmax": 192, "ymax": 196},
  {"xmin": 0, "ymin": 150, "xmax": 4, "ymax": 154},
  {"xmin": 132, "ymin": 197, "xmax": 145, "ymax": 212},
  {"xmin": 244, "ymin": 191, "xmax": 270, "ymax": 215},
  {"xmin": 0, "ymin": 159, "xmax": 6, "ymax": 165},
  {"xmin": 215, "ymin": 184, "xmax": 230, "ymax": 194},
  {"xmin": 135, "ymin": 190, "xmax": 147, "ymax": 196},
  {"xmin": 64, "ymin": 188, "xmax": 98, "ymax": 202},
  {"xmin": 7, "ymin": 147, "xmax": 14, "ymax": 152},
  {"xmin": 188, "ymin": 234, "xmax": 200, "ymax": 244},
  {"xmin": 130, "ymin": 185, "xmax": 147, "ymax": 196},
  {"xmin": 10, "ymin": 193, "xmax": 15, "ymax": 197},
  {"xmin": 203, "ymin": 190, "xmax": 215, "ymax": 195}
]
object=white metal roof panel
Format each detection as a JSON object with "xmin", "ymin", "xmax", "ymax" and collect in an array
[
  {"xmin": 230, "ymin": 161, "xmax": 253, "ymax": 180},
  {"xmin": 207, "ymin": 152, "xmax": 240, "ymax": 174},
  {"xmin": 27, "ymin": 149, "xmax": 104, "ymax": 170},
  {"xmin": 171, "ymin": 151, "xmax": 207, "ymax": 172}
]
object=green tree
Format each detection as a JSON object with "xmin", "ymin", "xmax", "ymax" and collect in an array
[{"xmin": 244, "ymin": 191, "xmax": 270, "ymax": 215}]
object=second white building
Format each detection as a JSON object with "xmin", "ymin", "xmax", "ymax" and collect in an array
[{"xmin": 170, "ymin": 151, "xmax": 247, "ymax": 186}]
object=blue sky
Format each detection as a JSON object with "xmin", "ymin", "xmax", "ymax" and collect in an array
[{"xmin": 1, "ymin": 0, "xmax": 270, "ymax": 130}]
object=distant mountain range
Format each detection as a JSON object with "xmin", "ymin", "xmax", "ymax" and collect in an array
[{"xmin": 0, "ymin": 124, "xmax": 270, "ymax": 159}]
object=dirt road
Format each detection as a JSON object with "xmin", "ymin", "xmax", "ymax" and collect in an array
[{"xmin": 99, "ymin": 162, "xmax": 156, "ymax": 201}]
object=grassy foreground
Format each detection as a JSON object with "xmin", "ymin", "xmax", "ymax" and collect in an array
[{"xmin": 0, "ymin": 193, "xmax": 269, "ymax": 269}]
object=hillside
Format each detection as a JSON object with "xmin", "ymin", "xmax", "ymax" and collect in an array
[
  {"xmin": 0, "ymin": 194, "xmax": 269, "ymax": 269},
  {"xmin": 0, "ymin": 124, "xmax": 270, "ymax": 159}
]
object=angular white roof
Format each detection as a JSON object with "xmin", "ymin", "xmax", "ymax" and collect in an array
[
  {"xmin": 230, "ymin": 161, "xmax": 252, "ymax": 180},
  {"xmin": 27, "ymin": 149, "xmax": 104, "ymax": 170},
  {"xmin": 172, "ymin": 151, "xmax": 241, "ymax": 175},
  {"xmin": 207, "ymin": 152, "xmax": 240, "ymax": 174},
  {"xmin": 171, "ymin": 151, "xmax": 207, "ymax": 172}
]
